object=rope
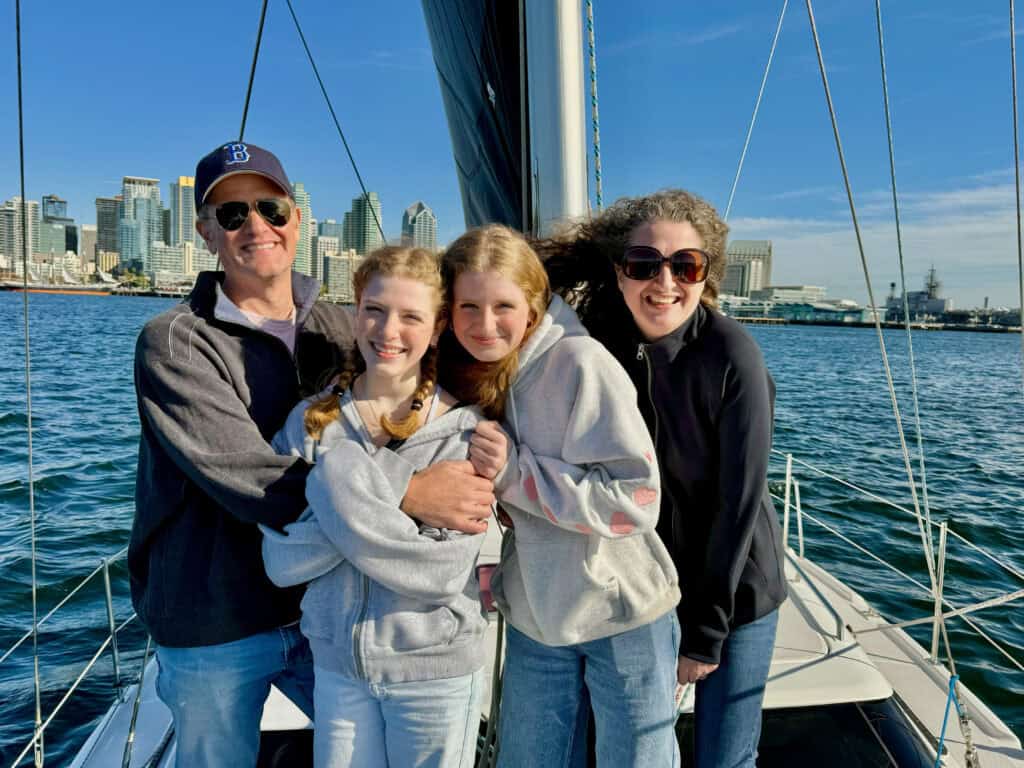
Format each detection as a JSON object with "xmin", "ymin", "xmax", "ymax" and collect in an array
[
  {"xmin": 1012, "ymin": 0, "xmax": 1024, "ymax": 397},
  {"xmin": 803, "ymin": 0, "xmax": 940, "ymax": 608},
  {"xmin": 934, "ymin": 675, "xmax": 960, "ymax": 768},
  {"xmin": 238, "ymin": 0, "xmax": 270, "ymax": 142},
  {"xmin": 724, "ymin": 0, "xmax": 788, "ymax": 222},
  {"xmin": 284, "ymin": 0, "xmax": 386, "ymax": 243},
  {"xmin": 585, "ymin": 0, "xmax": 603, "ymax": 210},
  {"xmin": 14, "ymin": 0, "xmax": 44, "ymax": 763},
  {"xmin": 874, "ymin": 0, "xmax": 935, "ymax": 554}
]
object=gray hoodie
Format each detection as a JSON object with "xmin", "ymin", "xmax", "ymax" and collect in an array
[
  {"xmin": 491, "ymin": 295, "xmax": 681, "ymax": 646},
  {"xmin": 260, "ymin": 390, "xmax": 488, "ymax": 684}
]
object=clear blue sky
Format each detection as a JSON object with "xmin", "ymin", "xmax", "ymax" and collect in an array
[{"xmin": 2, "ymin": 0, "xmax": 1022, "ymax": 307}]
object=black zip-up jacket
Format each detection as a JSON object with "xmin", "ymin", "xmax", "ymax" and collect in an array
[
  {"xmin": 621, "ymin": 303, "xmax": 786, "ymax": 665},
  {"xmin": 128, "ymin": 271, "xmax": 353, "ymax": 647}
]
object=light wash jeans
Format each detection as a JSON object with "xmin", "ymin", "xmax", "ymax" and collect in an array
[
  {"xmin": 313, "ymin": 665, "xmax": 485, "ymax": 768},
  {"xmin": 155, "ymin": 624, "xmax": 315, "ymax": 768},
  {"xmin": 693, "ymin": 608, "xmax": 779, "ymax": 768},
  {"xmin": 496, "ymin": 610, "xmax": 680, "ymax": 768}
]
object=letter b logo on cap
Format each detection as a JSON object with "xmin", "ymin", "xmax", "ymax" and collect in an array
[{"xmin": 224, "ymin": 143, "xmax": 251, "ymax": 165}]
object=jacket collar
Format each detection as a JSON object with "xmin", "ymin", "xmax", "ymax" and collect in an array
[
  {"xmin": 189, "ymin": 270, "xmax": 322, "ymax": 326},
  {"xmin": 635, "ymin": 302, "xmax": 707, "ymax": 366}
]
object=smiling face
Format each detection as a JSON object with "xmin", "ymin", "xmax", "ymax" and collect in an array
[
  {"xmin": 618, "ymin": 219, "xmax": 706, "ymax": 341},
  {"xmin": 355, "ymin": 274, "xmax": 441, "ymax": 383},
  {"xmin": 197, "ymin": 174, "xmax": 299, "ymax": 291},
  {"xmin": 451, "ymin": 270, "xmax": 534, "ymax": 362}
]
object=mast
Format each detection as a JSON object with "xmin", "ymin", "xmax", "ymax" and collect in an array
[{"xmin": 522, "ymin": 0, "xmax": 588, "ymax": 235}]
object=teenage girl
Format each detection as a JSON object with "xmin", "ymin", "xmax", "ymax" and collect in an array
[
  {"xmin": 438, "ymin": 224, "xmax": 682, "ymax": 768},
  {"xmin": 261, "ymin": 246, "xmax": 488, "ymax": 768}
]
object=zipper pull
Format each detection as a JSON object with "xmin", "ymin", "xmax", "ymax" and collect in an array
[{"xmin": 636, "ymin": 343, "xmax": 645, "ymax": 361}]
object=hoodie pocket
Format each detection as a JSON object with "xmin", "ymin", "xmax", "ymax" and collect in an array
[{"xmin": 372, "ymin": 603, "xmax": 459, "ymax": 653}]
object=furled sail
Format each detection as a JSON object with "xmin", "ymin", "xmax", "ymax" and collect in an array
[{"xmin": 421, "ymin": 0, "xmax": 526, "ymax": 232}]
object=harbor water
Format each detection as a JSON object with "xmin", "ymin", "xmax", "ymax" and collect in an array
[{"xmin": 0, "ymin": 292, "xmax": 1021, "ymax": 765}]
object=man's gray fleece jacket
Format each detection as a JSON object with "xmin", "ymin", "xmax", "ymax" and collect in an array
[{"xmin": 261, "ymin": 391, "xmax": 488, "ymax": 684}]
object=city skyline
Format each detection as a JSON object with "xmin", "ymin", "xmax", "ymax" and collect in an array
[
  {"xmin": 0, "ymin": 178, "xmax": 441, "ymax": 292},
  {"xmin": 3, "ymin": 2, "xmax": 1024, "ymax": 305}
]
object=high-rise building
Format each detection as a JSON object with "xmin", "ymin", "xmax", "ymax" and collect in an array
[
  {"xmin": 40, "ymin": 194, "xmax": 77, "ymax": 255},
  {"xmin": 169, "ymin": 176, "xmax": 197, "ymax": 247},
  {"xmin": 79, "ymin": 225, "xmax": 97, "ymax": 270},
  {"xmin": 292, "ymin": 182, "xmax": 314, "ymax": 276},
  {"xmin": 96, "ymin": 196, "xmax": 121, "ymax": 255},
  {"xmin": 38, "ymin": 222, "xmax": 68, "ymax": 256},
  {"xmin": 312, "ymin": 234, "xmax": 340, "ymax": 282},
  {"xmin": 162, "ymin": 208, "xmax": 172, "ymax": 246},
  {"xmin": 323, "ymin": 248, "xmax": 360, "ymax": 302},
  {"xmin": 96, "ymin": 251, "xmax": 120, "ymax": 273},
  {"xmin": 342, "ymin": 192, "xmax": 383, "ymax": 256},
  {"xmin": 722, "ymin": 240, "xmax": 772, "ymax": 298},
  {"xmin": 41, "ymin": 194, "xmax": 67, "ymax": 220},
  {"xmin": 149, "ymin": 242, "xmax": 187, "ymax": 276},
  {"xmin": 0, "ymin": 197, "xmax": 40, "ymax": 261},
  {"xmin": 193, "ymin": 243, "xmax": 218, "ymax": 273},
  {"xmin": 318, "ymin": 218, "xmax": 343, "ymax": 240},
  {"xmin": 401, "ymin": 201, "xmax": 437, "ymax": 250},
  {"xmin": 119, "ymin": 177, "xmax": 163, "ymax": 271}
]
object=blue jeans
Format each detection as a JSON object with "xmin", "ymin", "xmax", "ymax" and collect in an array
[
  {"xmin": 155, "ymin": 624, "xmax": 315, "ymax": 768},
  {"xmin": 497, "ymin": 611, "xmax": 680, "ymax": 768},
  {"xmin": 693, "ymin": 608, "xmax": 779, "ymax": 768},
  {"xmin": 313, "ymin": 665, "xmax": 485, "ymax": 768}
]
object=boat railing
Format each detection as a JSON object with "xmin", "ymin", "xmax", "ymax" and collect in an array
[
  {"xmin": 3, "ymin": 452, "xmax": 1022, "ymax": 766},
  {"xmin": 770, "ymin": 450, "xmax": 1024, "ymax": 676},
  {"xmin": 2, "ymin": 545, "xmax": 138, "ymax": 768}
]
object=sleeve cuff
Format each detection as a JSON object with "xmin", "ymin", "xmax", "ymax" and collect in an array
[
  {"xmin": 493, "ymin": 442, "xmax": 520, "ymax": 493},
  {"xmin": 679, "ymin": 610, "xmax": 725, "ymax": 665}
]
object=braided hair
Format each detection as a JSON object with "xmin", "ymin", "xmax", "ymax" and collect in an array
[{"xmin": 304, "ymin": 245, "xmax": 444, "ymax": 441}]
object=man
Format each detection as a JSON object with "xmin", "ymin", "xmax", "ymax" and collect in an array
[{"xmin": 129, "ymin": 141, "xmax": 493, "ymax": 767}]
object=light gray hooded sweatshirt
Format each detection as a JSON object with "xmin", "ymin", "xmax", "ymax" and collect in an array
[
  {"xmin": 491, "ymin": 295, "xmax": 680, "ymax": 646},
  {"xmin": 260, "ymin": 390, "xmax": 488, "ymax": 684}
]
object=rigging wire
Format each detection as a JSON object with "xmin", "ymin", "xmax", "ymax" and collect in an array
[
  {"xmin": 802, "ymin": 0, "xmax": 940, "ymax": 602},
  {"xmin": 723, "ymin": 0, "xmax": 788, "ymax": 222},
  {"xmin": 585, "ymin": 0, "xmax": 603, "ymax": 210},
  {"xmin": 1011, "ymin": 0, "xmax": 1024, "ymax": 397},
  {"xmin": 872, "ymin": 0, "xmax": 935, "ymax": 568},
  {"xmin": 14, "ymin": 0, "xmax": 44, "ymax": 764},
  {"xmin": 239, "ymin": 0, "xmax": 270, "ymax": 142},
  {"xmin": 284, "ymin": 0, "xmax": 386, "ymax": 243}
]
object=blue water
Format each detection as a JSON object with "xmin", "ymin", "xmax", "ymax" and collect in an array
[{"xmin": 0, "ymin": 293, "xmax": 1021, "ymax": 765}]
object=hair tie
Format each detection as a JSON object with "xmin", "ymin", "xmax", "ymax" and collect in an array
[
  {"xmin": 331, "ymin": 384, "xmax": 345, "ymax": 396},
  {"xmin": 410, "ymin": 398, "xmax": 424, "ymax": 412}
]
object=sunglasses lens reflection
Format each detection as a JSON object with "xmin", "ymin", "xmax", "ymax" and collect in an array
[
  {"xmin": 214, "ymin": 199, "xmax": 292, "ymax": 231},
  {"xmin": 215, "ymin": 202, "xmax": 250, "ymax": 231},
  {"xmin": 624, "ymin": 252, "xmax": 662, "ymax": 280},
  {"xmin": 622, "ymin": 248, "xmax": 708, "ymax": 283}
]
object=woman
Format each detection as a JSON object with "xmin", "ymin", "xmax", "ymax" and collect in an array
[
  {"xmin": 439, "ymin": 224, "xmax": 681, "ymax": 768},
  {"xmin": 261, "ymin": 246, "xmax": 487, "ymax": 768},
  {"xmin": 541, "ymin": 190, "xmax": 787, "ymax": 768}
]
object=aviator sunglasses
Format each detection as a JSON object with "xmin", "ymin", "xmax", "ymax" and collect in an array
[
  {"xmin": 209, "ymin": 198, "xmax": 294, "ymax": 231},
  {"xmin": 621, "ymin": 246, "xmax": 710, "ymax": 283}
]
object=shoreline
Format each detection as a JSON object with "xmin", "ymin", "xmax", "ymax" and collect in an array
[{"xmin": 734, "ymin": 317, "xmax": 1021, "ymax": 333}]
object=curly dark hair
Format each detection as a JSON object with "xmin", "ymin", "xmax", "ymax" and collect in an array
[{"xmin": 538, "ymin": 189, "xmax": 728, "ymax": 357}]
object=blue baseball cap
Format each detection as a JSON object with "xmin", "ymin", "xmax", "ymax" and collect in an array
[{"xmin": 194, "ymin": 142, "xmax": 293, "ymax": 208}]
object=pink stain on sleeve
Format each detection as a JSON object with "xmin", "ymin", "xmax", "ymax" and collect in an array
[
  {"xmin": 575, "ymin": 524, "xmax": 593, "ymax": 534},
  {"xmin": 644, "ymin": 451, "xmax": 654, "ymax": 464},
  {"xmin": 523, "ymin": 475, "xmax": 539, "ymax": 502},
  {"xmin": 543, "ymin": 505, "xmax": 558, "ymax": 524},
  {"xmin": 610, "ymin": 511, "xmax": 635, "ymax": 535},
  {"xmin": 633, "ymin": 487, "xmax": 658, "ymax": 506}
]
